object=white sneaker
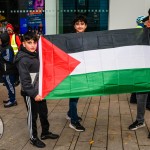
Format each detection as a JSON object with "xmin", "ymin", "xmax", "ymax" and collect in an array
[
  {"xmin": 66, "ymin": 115, "xmax": 71, "ymax": 120},
  {"xmin": 69, "ymin": 122, "xmax": 85, "ymax": 132}
]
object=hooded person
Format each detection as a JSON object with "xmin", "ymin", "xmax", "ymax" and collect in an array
[{"xmin": 0, "ymin": 32, "xmax": 17, "ymax": 108}]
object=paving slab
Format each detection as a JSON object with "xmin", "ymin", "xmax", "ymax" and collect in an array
[{"xmin": 0, "ymin": 85, "xmax": 150, "ymax": 150}]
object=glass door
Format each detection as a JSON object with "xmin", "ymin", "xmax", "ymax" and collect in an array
[{"xmin": 57, "ymin": 0, "xmax": 109, "ymax": 34}]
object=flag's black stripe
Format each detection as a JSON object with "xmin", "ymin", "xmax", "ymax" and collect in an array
[{"xmin": 43, "ymin": 28, "xmax": 150, "ymax": 54}]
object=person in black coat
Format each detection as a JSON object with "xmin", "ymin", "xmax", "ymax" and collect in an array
[{"xmin": 0, "ymin": 32, "xmax": 17, "ymax": 108}]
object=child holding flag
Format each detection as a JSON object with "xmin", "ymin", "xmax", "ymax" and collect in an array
[
  {"xmin": 14, "ymin": 32, "xmax": 59, "ymax": 148},
  {"xmin": 66, "ymin": 15, "xmax": 87, "ymax": 132},
  {"xmin": 128, "ymin": 8, "xmax": 150, "ymax": 139}
]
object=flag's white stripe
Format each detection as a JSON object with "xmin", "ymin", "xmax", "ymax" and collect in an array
[
  {"xmin": 69, "ymin": 45, "xmax": 150, "ymax": 75},
  {"xmin": 38, "ymin": 37, "xmax": 43, "ymax": 96}
]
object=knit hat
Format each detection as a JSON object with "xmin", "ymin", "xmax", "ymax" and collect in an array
[{"xmin": 6, "ymin": 23, "xmax": 14, "ymax": 31}]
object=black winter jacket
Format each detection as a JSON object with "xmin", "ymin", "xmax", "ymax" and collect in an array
[
  {"xmin": 14, "ymin": 45, "xmax": 39, "ymax": 98},
  {"xmin": 0, "ymin": 32, "xmax": 16, "ymax": 75}
]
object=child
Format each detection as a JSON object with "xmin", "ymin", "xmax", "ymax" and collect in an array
[
  {"xmin": 66, "ymin": 15, "xmax": 87, "ymax": 132},
  {"xmin": 14, "ymin": 32, "xmax": 59, "ymax": 148},
  {"xmin": 0, "ymin": 32, "xmax": 17, "ymax": 108}
]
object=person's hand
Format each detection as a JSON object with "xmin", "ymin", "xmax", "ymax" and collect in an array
[{"xmin": 35, "ymin": 94, "xmax": 43, "ymax": 101}]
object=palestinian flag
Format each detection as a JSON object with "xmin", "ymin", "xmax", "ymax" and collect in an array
[{"xmin": 39, "ymin": 28, "xmax": 150, "ymax": 99}]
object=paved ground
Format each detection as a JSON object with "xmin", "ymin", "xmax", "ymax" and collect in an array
[{"xmin": 0, "ymin": 85, "xmax": 150, "ymax": 150}]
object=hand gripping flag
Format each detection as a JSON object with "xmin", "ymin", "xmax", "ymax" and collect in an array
[{"xmin": 39, "ymin": 28, "xmax": 150, "ymax": 99}]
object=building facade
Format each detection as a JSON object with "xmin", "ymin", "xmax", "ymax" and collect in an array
[{"xmin": 0, "ymin": 0, "xmax": 149, "ymax": 35}]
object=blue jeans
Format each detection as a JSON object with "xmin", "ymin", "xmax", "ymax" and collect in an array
[
  {"xmin": 3, "ymin": 74, "xmax": 16, "ymax": 103},
  {"xmin": 136, "ymin": 93, "xmax": 148, "ymax": 123},
  {"xmin": 68, "ymin": 98, "xmax": 79, "ymax": 123}
]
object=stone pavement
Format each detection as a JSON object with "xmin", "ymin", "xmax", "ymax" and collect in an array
[{"xmin": 0, "ymin": 85, "xmax": 150, "ymax": 150}]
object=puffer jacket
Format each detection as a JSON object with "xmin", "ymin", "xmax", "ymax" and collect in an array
[{"xmin": 0, "ymin": 32, "xmax": 16, "ymax": 75}]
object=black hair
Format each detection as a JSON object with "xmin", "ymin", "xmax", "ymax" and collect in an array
[
  {"xmin": 73, "ymin": 15, "xmax": 87, "ymax": 26},
  {"xmin": 142, "ymin": 9, "xmax": 150, "ymax": 22},
  {"xmin": 22, "ymin": 31, "xmax": 38, "ymax": 42},
  {"xmin": 142, "ymin": 16, "xmax": 149, "ymax": 22},
  {"xmin": 0, "ymin": 32, "xmax": 10, "ymax": 47}
]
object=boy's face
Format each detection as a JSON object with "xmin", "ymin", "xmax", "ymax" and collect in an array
[
  {"xmin": 74, "ymin": 21, "xmax": 87, "ymax": 33},
  {"xmin": 23, "ymin": 39, "xmax": 37, "ymax": 52}
]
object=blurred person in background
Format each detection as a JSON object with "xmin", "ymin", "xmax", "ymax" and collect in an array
[{"xmin": 6, "ymin": 23, "xmax": 21, "ymax": 86}]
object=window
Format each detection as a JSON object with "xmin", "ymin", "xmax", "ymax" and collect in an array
[
  {"xmin": 0, "ymin": 0, "xmax": 109, "ymax": 35},
  {"xmin": 58, "ymin": 0, "xmax": 109, "ymax": 33}
]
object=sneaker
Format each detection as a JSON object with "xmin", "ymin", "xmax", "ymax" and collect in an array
[
  {"xmin": 66, "ymin": 115, "xmax": 82, "ymax": 122},
  {"xmin": 14, "ymin": 80, "xmax": 20, "ymax": 87},
  {"xmin": 30, "ymin": 137, "xmax": 46, "ymax": 148},
  {"xmin": 128, "ymin": 120, "xmax": 145, "ymax": 130},
  {"xmin": 66, "ymin": 114, "xmax": 71, "ymax": 120},
  {"xmin": 4, "ymin": 101, "xmax": 17, "ymax": 108},
  {"xmin": 69, "ymin": 122, "xmax": 85, "ymax": 132},
  {"xmin": 78, "ymin": 116, "xmax": 82, "ymax": 122},
  {"xmin": 3, "ymin": 99, "xmax": 9, "ymax": 103},
  {"xmin": 41, "ymin": 132, "xmax": 59, "ymax": 140}
]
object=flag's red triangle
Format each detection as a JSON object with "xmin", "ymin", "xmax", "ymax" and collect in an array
[{"xmin": 40, "ymin": 36, "xmax": 80, "ymax": 98}]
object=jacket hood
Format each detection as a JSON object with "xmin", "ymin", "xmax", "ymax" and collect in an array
[{"xmin": 0, "ymin": 32, "xmax": 10, "ymax": 47}]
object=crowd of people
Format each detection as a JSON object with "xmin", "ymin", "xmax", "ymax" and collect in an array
[{"xmin": 0, "ymin": 8, "xmax": 150, "ymax": 148}]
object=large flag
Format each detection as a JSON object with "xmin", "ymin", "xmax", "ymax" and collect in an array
[{"xmin": 39, "ymin": 28, "xmax": 150, "ymax": 99}]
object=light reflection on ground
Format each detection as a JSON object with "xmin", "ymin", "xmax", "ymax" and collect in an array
[{"xmin": 0, "ymin": 117, "xmax": 4, "ymax": 139}]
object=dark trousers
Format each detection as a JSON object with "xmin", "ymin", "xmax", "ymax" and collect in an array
[
  {"xmin": 130, "ymin": 93, "xmax": 150, "ymax": 107},
  {"xmin": 3, "ymin": 74, "xmax": 16, "ymax": 102},
  {"xmin": 15, "ymin": 70, "xmax": 19, "ymax": 83},
  {"xmin": 0, "ymin": 76, "xmax": 3, "ymax": 83},
  {"xmin": 136, "ymin": 93, "xmax": 148, "ymax": 123},
  {"xmin": 68, "ymin": 98, "xmax": 79, "ymax": 123},
  {"xmin": 23, "ymin": 96, "xmax": 49, "ymax": 139}
]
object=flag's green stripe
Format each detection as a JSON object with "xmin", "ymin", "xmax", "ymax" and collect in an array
[{"xmin": 45, "ymin": 68, "xmax": 150, "ymax": 100}]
